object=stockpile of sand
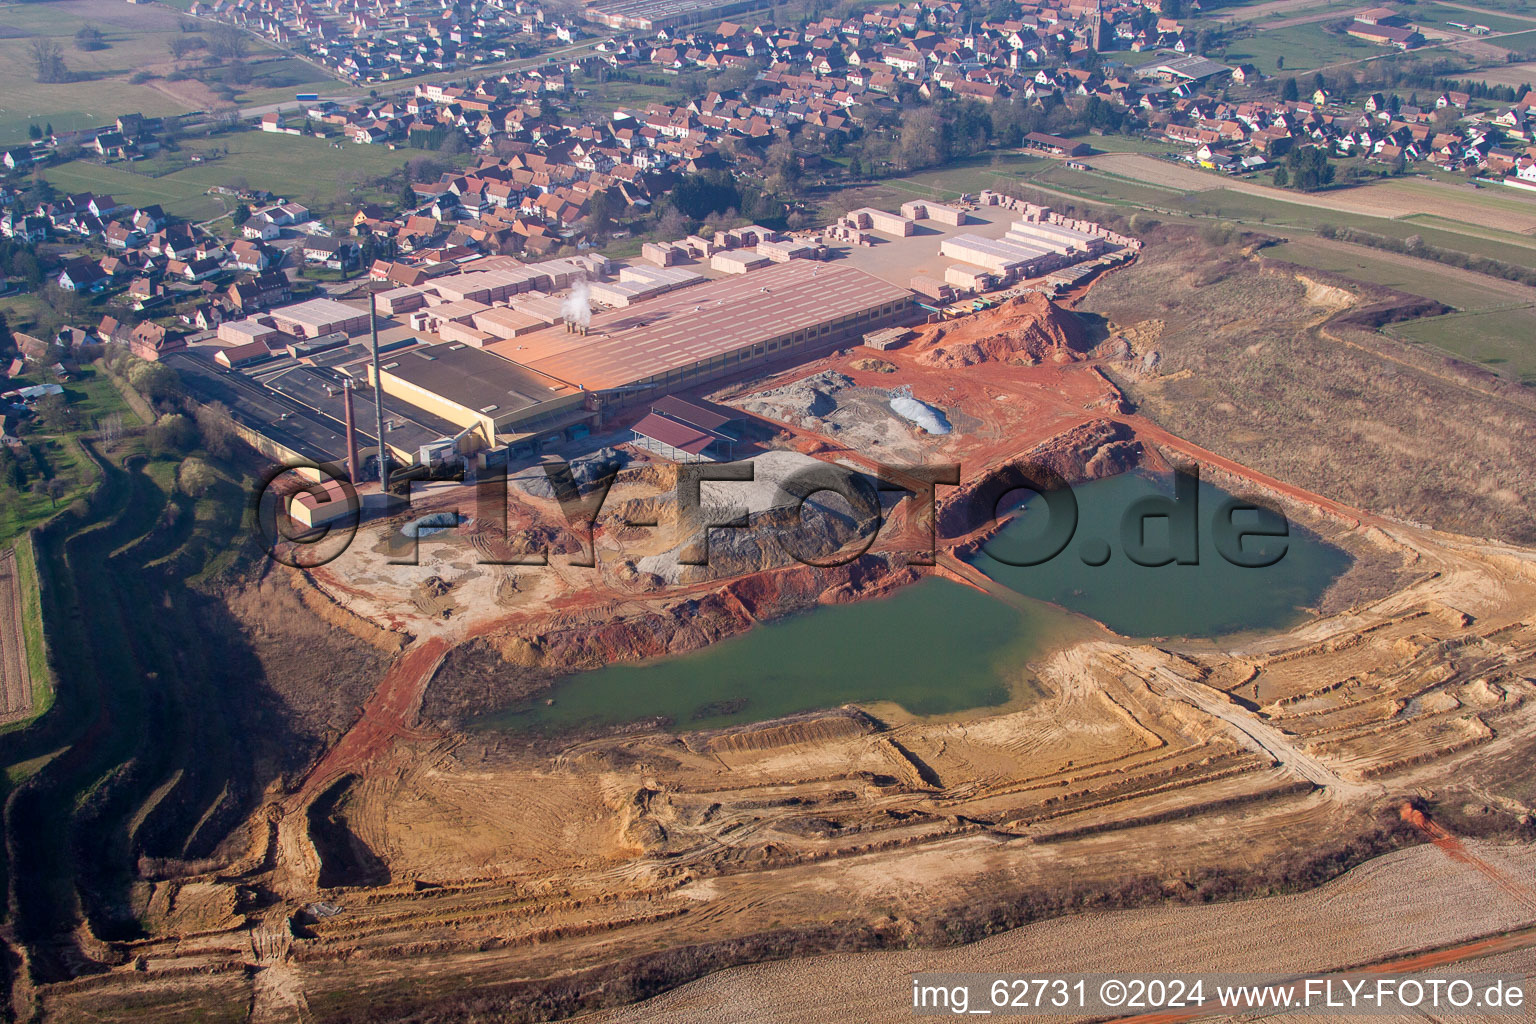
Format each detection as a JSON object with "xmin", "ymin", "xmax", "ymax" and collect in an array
[
  {"xmin": 911, "ymin": 292, "xmax": 1088, "ymax": 368},
  {"xmin": 738, "ymin": 371, "xmax": 854, "ymax": 427}
]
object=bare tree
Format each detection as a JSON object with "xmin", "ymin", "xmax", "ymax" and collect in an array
[
  {"xmin": 209, "ymin": 23, "xmax": 248, "ymax": 60},
  {"xmin": 98, "ymin": 411, "xmax": 125, "ymax": 445},
  {"xmin": 28, "ymin": 40, "xmax": 68, "ymax": 84},
  {"xmin": 194, "ymin": 402, "xmax": 236, "ymax": 459}
]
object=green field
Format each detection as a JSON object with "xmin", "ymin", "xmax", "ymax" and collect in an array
[
  {"xmin": 574, "ymin": 79, "xmax": 686, "ymax": 116},
  {"xmin": 1025, "ymin": 164, "xmax": 1190, "ymax": 206},
  {"xmin": 11, "ymin": 534, "xmax": 52, "ymax": 726},
  {"xmin": 40, "ymin": 130, "xmax": 441, "ymax": 222},
  {"xmin": 1216, "ymin": 0, "xmax": 1359, "ymax": 21},
  {"xmin": 1263, "ymin": 237, "xmax": 1526, "ymax": 309},
  {"xmin": 1082, "ymin": 134, "xmax": 1179, "ymax": 155},
  {"xmin": 1486, "ymin": 27, "xmax": 1536, "ymax": 49},
  {"xmin": 1163, "ymin": 188, "xmax": 1536, "ymax": 266},
  {"xmin": 1410, "ymin": 2, "xmax": 1536, "ymax": 33},
  {"xmin": 0, "ymin": 0, "xmax": 202, "ymax": 142},
  {"xmin": 890, "ymin": 153, "xmax": 1050, "ymax": 199},
  {"xmin": 1387, "ymin": 304, "xmax": 1536, "ymax": 380},
  {"xmin": 1458, "ymin": 0, "xmax": 1536, "ymax": 16},
  {"xmin": 0, "ymin": 0, "xmax": 340, "ymax": 144},
  {"xmin": 220, "ymin": 56, "xmax": 337, "ymax": 108},
  {"xmin": 0, "ymin": 367, "xmax": 136, "ymax": 547},
  {"xmin": 1225, "ymin": 22, "xmax": 1378, "ymax": 72}
]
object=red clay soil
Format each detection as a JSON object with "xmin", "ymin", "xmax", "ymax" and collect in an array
[
  {"xmin": 284, "ymin": 635, "xmax": 451, "ymax": 810},
  {"xmin": 909, "ymin": 292, "xmax": 1090, "ymax": 369},
  {"xmin": 286, "ymin": 265, "xmax": 1385, "ymax": 825}
]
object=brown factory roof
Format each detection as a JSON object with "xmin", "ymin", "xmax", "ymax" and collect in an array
[
  {"xmin": 633, "ymin": 411, "xmax": 715, "ymax": 455},
  {"xmin": 512, "ymin": 262, "xmax": 911, "ymax": 391},
  {"xmin": 651, "ymin": 394, "xmax": 737, "ymax": 432}
]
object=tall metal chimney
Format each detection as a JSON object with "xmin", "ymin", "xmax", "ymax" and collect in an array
[
  {"xmin": 342, "ymin": 378, "xmax": 361, "ymax": 484},
  {"xmin": 369, "ymin": 290, "xmax": 391, "ymax": 488}
]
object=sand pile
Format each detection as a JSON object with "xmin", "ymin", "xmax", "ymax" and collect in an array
[
  {"xmin": 738, "ymin": 371, "xmax": 854, "ymax": 427},
  {"xmin": 910, "ymin": 292, "xmax": 1088, "ymax": 368}
]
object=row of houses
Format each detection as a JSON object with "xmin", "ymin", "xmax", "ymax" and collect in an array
[
  {"xmin": 189, "ymin": 0, "xmax": 580, "ymax": 83},
  {"xmin": 1157, "ymin": 86, "xmax": 1536, "ymax": 180}
]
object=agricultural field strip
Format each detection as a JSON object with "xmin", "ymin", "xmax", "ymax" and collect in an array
[
  {"xmin": 0, "ymin": 546, "xmax": 31, "ymax": 720},
  {"xmin": 1085, "ymin": 154, "xmax": 1536, "ymax": 240},
  {"xmin": 1437, "ymin": 0, "xmax": 1536, "ymax": 24},
  {"xmin": 577, "ymin": 843, "xmax": 1536, "ymax": 1024}
]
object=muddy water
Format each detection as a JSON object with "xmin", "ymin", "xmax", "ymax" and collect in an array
[
  {"xmin": 972, "ymin": 472, "xmax": 1352, "ymax": 639},
  {"xmin": 480, "ymin": 576, "xmax": 1086, "ymax": 734},
  {"xmin": 484, "ymin": 474, "xmax": 1349, "ymax": 735}
]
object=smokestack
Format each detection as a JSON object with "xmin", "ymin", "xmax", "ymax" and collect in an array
[
  {"xmin": 560, "ymin": 277, "xmax": 592, "ymax": 334},
  {"xmin": 342, "ymin": 378, "xmax": 361, "ymax": 485},
  {"xmin": 370, "ymin": 290, "xmax": 391, "ymax": 488}
]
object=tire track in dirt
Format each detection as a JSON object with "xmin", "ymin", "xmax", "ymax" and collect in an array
[
  {"xmin": 270, "ymin": 635, "xmax": 451, "ymax": 895},
  {"xmin": 1402, "ymin": 804, "xmax": 1536, "ymax": 912},
  {"xmin": 283, "ymin": 635, "xmax": 452, "ymax": 812}
]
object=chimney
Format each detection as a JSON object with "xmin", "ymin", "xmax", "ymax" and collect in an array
[
  {"xmin": 370, "ymin": 290, "xmax": 391, "ymax": 487},
  {"xmin": 342, "ymin": 378, "xmax": 361, "ymax": 485}
]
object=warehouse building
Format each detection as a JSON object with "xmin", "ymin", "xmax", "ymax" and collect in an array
[
  {"xmin": 496, "ymin": 261, "xmax": 912, "ymax": 408},
  {"xmin": 630, "ymin": 395, "xmax": 742, "ymax": 463},
  {"xmin": 370, "ymin": 342, "xmax": 596, "ymax": 449}
]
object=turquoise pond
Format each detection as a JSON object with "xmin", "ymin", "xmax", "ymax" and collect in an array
[{"xmin": 482, "ymin": 473, "xmax": 1350, "ymax": 734}]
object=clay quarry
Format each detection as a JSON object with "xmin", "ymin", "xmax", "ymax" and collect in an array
[{"xmin": 19, "ymin": 233, "xmax": 1536, "ymax": 1023}]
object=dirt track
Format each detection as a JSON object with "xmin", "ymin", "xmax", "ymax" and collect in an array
[{"xmin": 0, "ymin": 546, "xmax": 33, "ymax": 724}]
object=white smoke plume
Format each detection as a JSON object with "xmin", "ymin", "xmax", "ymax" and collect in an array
[{"xmin": 561, "ymin": 277, "xmax": 592, "ymax": 330}]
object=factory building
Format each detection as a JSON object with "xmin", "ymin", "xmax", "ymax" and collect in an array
[
  {"xmin": 495, "ymin": 261, "xmax": 912, "ymax": 408},
  {"xmin": 370, "ymin": 342, "xmax": 595, "ymax": 449},
  {"xmin": 177, "ymin": 253, "xmax": 919, "ymax": 473}
]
